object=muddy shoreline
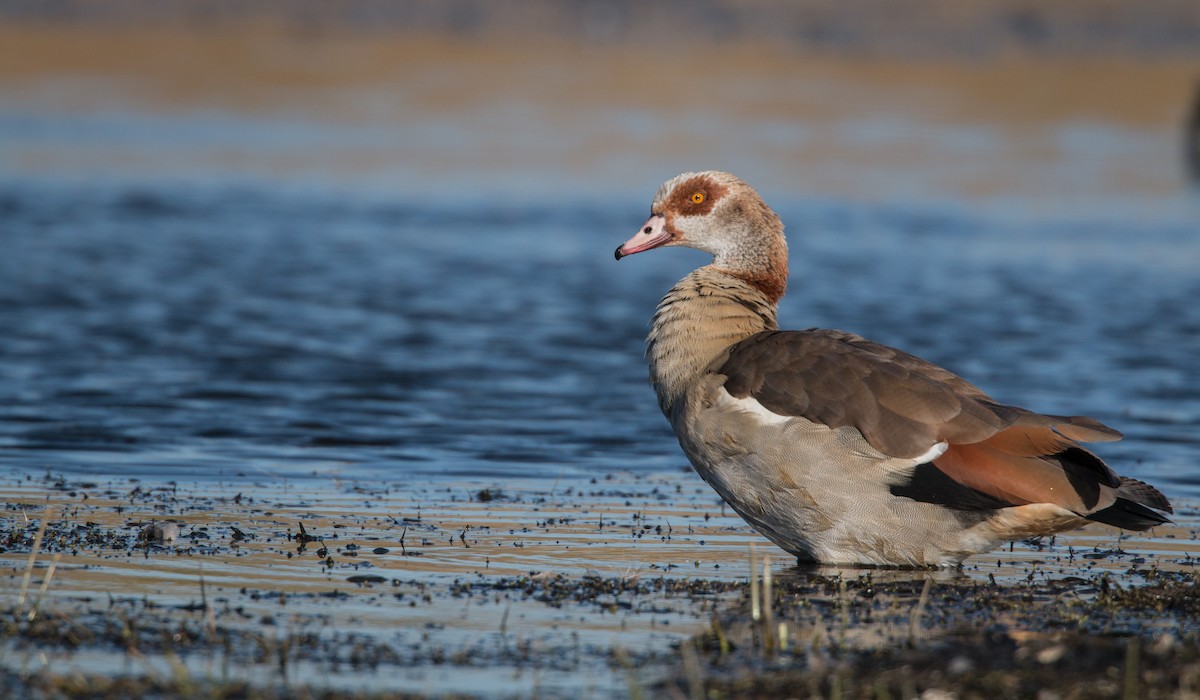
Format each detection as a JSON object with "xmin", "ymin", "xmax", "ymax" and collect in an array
[
  {"xmin": 5, "ymin": 567, "xmax": 1200, "ymax": 698},
  {"xmin": 669, "ymin": 567, "xmax": 1200, "ymax": 698},
  {"xmin": 3, "ymin": 474, "xmax": 1198, "ymax": 698}
]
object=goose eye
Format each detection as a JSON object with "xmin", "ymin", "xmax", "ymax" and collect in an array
[{"xmin": 690, "ymin": 192, "xmax": 705, "ymax": 204}]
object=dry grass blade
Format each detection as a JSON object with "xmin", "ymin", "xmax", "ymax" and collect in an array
[
  {"xmin": 908, "ymin": 576, "xmax": 933, "ymax": 642},
  {"xmin": 710, "ymin": 616, "xmax": 730, "ymax": 656},
  {"xmin": 762, "ymin": 554, "xmax": 775, "ymax": 654},
  {"xmin": 1124, "ymin": 637, "xmax": 1140, "ymax": 700},
  {"xmin": 680, "ymin": 640, "xmax": 704, "ymax": 700},
  {"xmin": 27, "ymin": 551, "xmax": 63, "ymax": 622},
  {"xmin": 16, "ymin": 510, "xmax": 51, "ymax": 611},
  {"xmin": 749, "ymin": 542, "xmax": 760, "ymax": 622},
  {"xmin": 614, "ymin": 647, "xmax": 646, "ymax": 700},
  {"xmin": 199, "ymin": 564, "xmax": 218, "ymax": 638}
]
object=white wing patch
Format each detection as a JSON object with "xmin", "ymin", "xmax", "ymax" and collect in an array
[
  {"xmin": 913, "ymin": 441, "xmax": 949, "ymax": 464},
  {"xmin": 719, "ymin": 391, "xmax": 794, "ymax": 426},
  {"xmin": 715, "ymin": 388, "xmax": 949, "ymax": 465}
]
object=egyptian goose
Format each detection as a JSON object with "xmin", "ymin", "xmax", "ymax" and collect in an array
[{"xmin": 615, "ymin": 170, "xmax": 1172, "ymax": 567}]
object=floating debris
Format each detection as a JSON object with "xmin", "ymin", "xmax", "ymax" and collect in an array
[{"xmin": 138, "ymin": 522, "xmax": 180, "ymax": 543}]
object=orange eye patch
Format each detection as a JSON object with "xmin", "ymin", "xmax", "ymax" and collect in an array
[{"xmin": 690, "ymin": 192, "xmax": 705, "ymax": 204}]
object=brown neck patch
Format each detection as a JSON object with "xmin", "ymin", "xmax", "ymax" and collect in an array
[{"xmin": 719, "ymin": 265, "xmax": 788, "ymax": 306}]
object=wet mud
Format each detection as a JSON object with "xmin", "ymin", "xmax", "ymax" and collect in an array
[
  {"xmin": 3, "ymin": 473, "xmax": 1199, "ymax": 698},
  {"xmin": 661, "ymin": 568, "xmax": 1200, "ymax": 698}
]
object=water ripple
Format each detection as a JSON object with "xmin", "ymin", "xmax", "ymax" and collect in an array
[{"xmin": 0, "ymin": 183, "xmax": 1196, "ymax": 500}]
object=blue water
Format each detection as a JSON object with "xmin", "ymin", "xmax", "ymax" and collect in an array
[{"xmin": 1, "ymin": 179, "xmax": 1197, "ymax": 501}]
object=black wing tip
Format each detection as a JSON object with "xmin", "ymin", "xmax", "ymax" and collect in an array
[
  {"xmin": 1117, "ymin": 476, "xmax": 1174, "ymax": 514},
  {"xmin": 1085, "ymin": 497, "xmax": 1172, "ymax": 531}
]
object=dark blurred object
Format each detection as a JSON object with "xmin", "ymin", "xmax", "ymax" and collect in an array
[
  {"xmin": 139, "ymin": 522, "xmax": 180, "ymax": 543},
  {"xmin": 1188, "ymin": 80, "xmax": 1200, "ymax": 182}
]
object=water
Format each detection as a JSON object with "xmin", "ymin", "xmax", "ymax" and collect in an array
[
  {"xmin": 0, "ymin": 185, "xmax": 661, "ymax": 480},
  {"xmin": 1, "ymin": 178, "xmax": 1197, "ymax": 501},
  {"xmin": 1, "ymin": 25, "xmax": 1199, "ymax": 569}
]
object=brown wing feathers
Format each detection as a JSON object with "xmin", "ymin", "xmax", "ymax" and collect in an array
[
  {"xmin": 718, "ymin": 330, "xmax": 1171, "ymax": 526},
  {"xmin": 718, "ymin": 330, "xmax": 1013, "ymax": 458}
]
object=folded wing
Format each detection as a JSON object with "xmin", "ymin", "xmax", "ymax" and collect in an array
[{"xmin": 714, "ymin": 330, "xmax": 1172, "ymax": 529}]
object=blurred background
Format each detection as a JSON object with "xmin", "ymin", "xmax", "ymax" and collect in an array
[
  {"xmin": 1, "ymin": 1, "xmax": 1198, "ymax": 494},
  {"xmin": 4, "ymin": 1, "xmax": 1200, "ymax": 205}
]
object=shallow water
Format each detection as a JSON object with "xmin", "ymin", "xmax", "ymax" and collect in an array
[
  {"xmin": 2, "ymin": 30, "xmax": 1198, "ymax": 496},
  {"xmin": 0, "ymin": 180, "xmax": 1197, "ymax": 500}
]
